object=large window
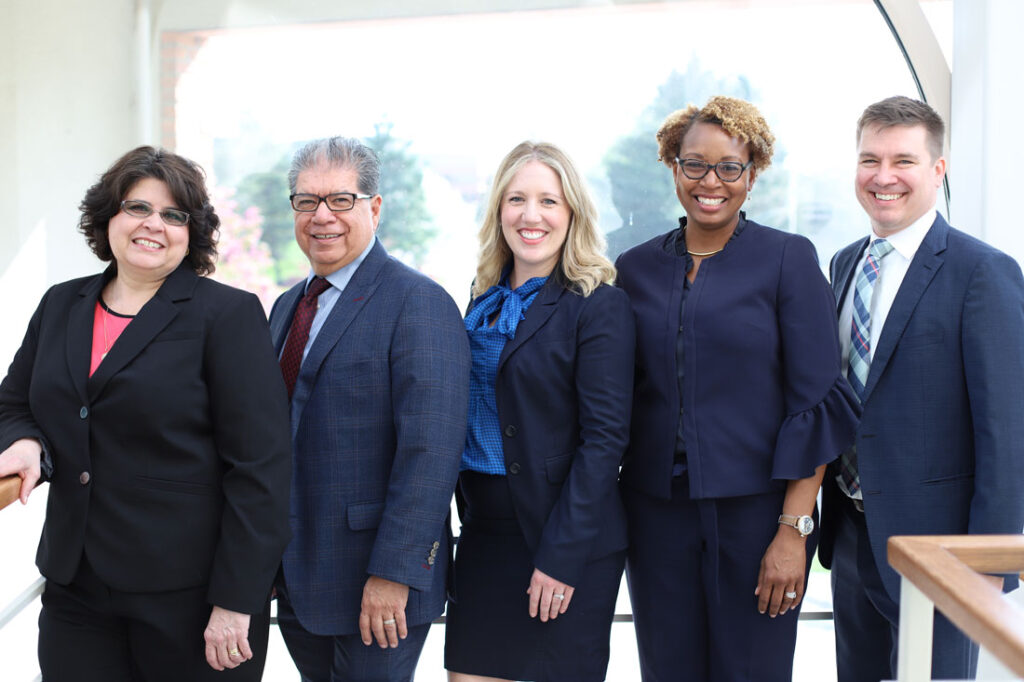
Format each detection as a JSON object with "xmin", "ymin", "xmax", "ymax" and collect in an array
[{"xmin": 166, "ymin": 1, "xmax": 930, "ymax": 314}]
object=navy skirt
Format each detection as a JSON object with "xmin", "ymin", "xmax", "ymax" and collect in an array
[{"xmin": 444, "ymin": 471, "xmax": 624, "ymax": 681}]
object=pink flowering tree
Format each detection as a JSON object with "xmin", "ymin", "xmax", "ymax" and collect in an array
[{"xmin": 210, "ymin": 187, "xmax": 281, "ymax": 312}]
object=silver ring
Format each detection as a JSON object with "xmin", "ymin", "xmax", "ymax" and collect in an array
[
  {"xmin": 784, "ymin": 591, "xmax": 797, "ymax": 599},
  {"xmin": 553, "ymin": 593, "xmax": 565, "ymax": 601},
  {"xmin": 383, "ymin": 618, "xmax": 397, "ymax": 626}
]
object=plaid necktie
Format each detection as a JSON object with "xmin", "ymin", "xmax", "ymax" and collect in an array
[
  {"xmin": 840, "ymin": 238, "xmax": 894, "ymax": 494},
  {"xmin": 279, "ymin": 277, "xmax": 331, "ymax": 400}
]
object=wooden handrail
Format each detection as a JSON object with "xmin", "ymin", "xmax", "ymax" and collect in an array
[
  {"xmin": 0, "ymin": 475, "xmax": 21, "ymax": 512},
  {"xmin": 888, "ymin": 535, "xmax": 1024, "ymax": 677}
]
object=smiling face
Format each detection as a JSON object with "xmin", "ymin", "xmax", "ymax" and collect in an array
[
  {"xmin": 855, "ymin": 123, "xmax": 945, "ymax": 236},
  {"xmin": 673, "ymin": 121, "xmax": 755, "ymax": 235},
  {"xmin": 500, "ymin": 160, "xmax": 572, "ymax": 288},
  {"xmin": 107, "ymin": 177, "xmax": 190, "ymax": 283},
  {"xmin": 293, "ymin": 162, "xmax": 381, "ymax": 276}
]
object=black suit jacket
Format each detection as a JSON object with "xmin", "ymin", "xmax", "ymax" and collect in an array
[
  {"xmin": 472, "ymin": 276, "xmax": 634, "ymax": 586},
  {"xmin": 0, "ymin": 263, "xmax": 292, "ymax": 613}
]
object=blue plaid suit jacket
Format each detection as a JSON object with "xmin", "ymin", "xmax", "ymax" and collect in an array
[{"xmin": 269, "ymin": 239, "xmax": 470, "ymax": 635}]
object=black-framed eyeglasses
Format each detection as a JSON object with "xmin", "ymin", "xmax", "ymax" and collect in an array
[
  {"xmin": 120, "ymin": 200, "xmax": 190, "ymax": 227},
  {"xmin": 674, "ymin": 158, "xmax": 753, "ymax": 183},
  {"xmin": 290, "ymin": 192, "xmax": 374, "ymax": 212}
]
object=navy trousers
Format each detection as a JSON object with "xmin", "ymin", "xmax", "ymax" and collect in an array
[
  {"xmin": 276, "ymin": 581, "xmax": 430, "ymax": 682},
  {"xmin": 830, "ymin": 494, "xmax": 978, "ymax": 681},
  {"xmin": 623, "ymin": 475, "xmax": 814, "ymax": 682}
]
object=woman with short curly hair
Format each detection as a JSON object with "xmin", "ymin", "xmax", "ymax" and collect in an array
[{"xmin": 616, "ymin": 96, "xmax": 860, "ymax": 681}]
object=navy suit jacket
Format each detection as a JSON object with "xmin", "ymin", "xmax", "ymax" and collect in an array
[
  {"xmin": 0, "ymin": 264, "xmax": 292, "ymax": 614},
  {"xmin": 269, "ymin": 239, "xmax": 470, "ymax": 635},
  {"xmin": 474, "ymin": 276, "xmax": 634, "ymax": 587},
  {"xmin": 819, "ymin": 213, "xmax": 1024, "ymax": 598}
]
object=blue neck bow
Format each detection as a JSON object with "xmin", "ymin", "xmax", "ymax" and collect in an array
[{"xmin": 464, "ymin": 276, "xmax": 548, "ymax": 340}]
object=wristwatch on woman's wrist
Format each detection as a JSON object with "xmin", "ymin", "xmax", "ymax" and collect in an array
[{"xmin": 778, "ymin": 514, "xmax": 814, "ymax": 537}]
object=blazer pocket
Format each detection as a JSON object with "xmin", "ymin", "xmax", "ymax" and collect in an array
[
  {"xmin": 898, "ymin": 330, "xmax": 945, "ymax": 349},
  {"xmin": 545, "ymin": 453, "xmax": 573, "ymax": 484},
  {"xmin": 347, "ymin": 501, "xmax": 385, "ymax": 531},
  {"xmin": 150, "ymin": 332, "xmax": 203, "ymax": 344},
  {"xmin": 922, "ymin": 472, "xmax": 974, "ymax": 485},
  {"xmin": 135, "ymin": 475, "xmax": 214, "ymax": 496}
]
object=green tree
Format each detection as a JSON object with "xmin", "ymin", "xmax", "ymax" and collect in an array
[
  {"xmin": 235, "ymin": 155, "xmax": 295, "ymax": 284},
  {"xmin": 603, "ymin": 62, "xmax": 789, "ymax": 259},
  {"xmin": 364, "ymin": 123, "xmax": 437, "ymax": 266}
]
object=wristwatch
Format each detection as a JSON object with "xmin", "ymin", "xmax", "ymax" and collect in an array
[{"xmin": 778, "ymin": 514, "xmax": 815, "ymax": 537}]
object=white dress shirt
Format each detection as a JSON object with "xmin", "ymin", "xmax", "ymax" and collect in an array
[{"xmin": 839, "ymin": 209, "xmax": 937, "ymax": 376}]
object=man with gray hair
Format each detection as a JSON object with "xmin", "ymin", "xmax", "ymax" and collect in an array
[{"xmin": 269, "ymin": 136, "xmax": 470, "ymax": 680}]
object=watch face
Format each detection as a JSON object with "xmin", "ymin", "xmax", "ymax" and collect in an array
[{"xmin": 798, "ymin": 516, "xmax": 815, "ymax": 535}]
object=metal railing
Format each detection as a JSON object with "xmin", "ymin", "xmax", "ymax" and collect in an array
[
  {"xmin": 888, "ymin": 534, "xmax": 1024, "ymax": 681},
  {"xmin": 1, "ymin": 472, "xmax": 835, "ymax": 682}
]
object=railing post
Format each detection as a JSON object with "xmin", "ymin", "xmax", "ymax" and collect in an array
[{"xmin": 896, "ymin": 575, "xmax": 934, "ymax": 681}]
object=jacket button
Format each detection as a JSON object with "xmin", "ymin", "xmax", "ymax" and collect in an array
[
  {"xmin": 79, "ymin": 472, "xmax": 90, "ymax": 485},
  {"xmin": 508, "ymin": 462, "xmax": 521, "ymax": 475},
  {"xmin": 504, "ymin": 425, "xmax": 517, "ymax": 437},
  {"xmin": 79, "ymin": 406, "xmax": 88, "ymax": 419}
]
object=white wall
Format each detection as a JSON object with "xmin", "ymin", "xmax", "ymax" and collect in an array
[
  {"xmin": 0, "ymin": 0, "xmax": 140, "ymax": 362},
  {"xmin": 951, "ymin": 0, "xmax": 1024, "ymax": 262}
]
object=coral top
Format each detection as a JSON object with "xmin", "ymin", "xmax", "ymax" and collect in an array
[{"xmin": 90, "ymin": 301, "xmax": 133, "ymax": 376}]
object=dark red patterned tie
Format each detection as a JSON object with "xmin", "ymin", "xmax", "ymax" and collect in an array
[{"xmin": 279, "ymin": 277, "xmax": 331, "ymax": 399}]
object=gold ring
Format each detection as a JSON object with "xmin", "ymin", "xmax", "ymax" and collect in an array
[{"xmin": 228, "ymin": 648, "xmax": 241, "ymax": 657}]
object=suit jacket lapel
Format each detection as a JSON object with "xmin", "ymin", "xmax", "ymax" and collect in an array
[
  {"xmin": 863, "ymin": 216, "xmax": 948, "ymax": 400},
  {"xmin": 87, "ymin": 265, "xmax": 195, "ymax": 400},
  {"xmin": 498, "ymin": 275, "xmax": 564, "ymax": 372},
  {"xmin": 833, "ymin": 237, "xmax": 868, "ymax": 308},
  {"xmin": 66, "ymin": 272, "xmax": 108, "ymax": 405},
  {"xmin": 290, "ymin": 241, "xmax": 387, "ymax": 409},
  {"xmin": 270, "ymin": 283, "xmax": 303, "ymax": 355}
]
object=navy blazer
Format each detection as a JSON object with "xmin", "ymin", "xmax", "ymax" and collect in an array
[
  {"xmin": 616, "ymin": 217, "xmax": 859, "ymax": 501},
  {"xmin": 270, "ymin": 239, "xmax": 470, "ymax": 635},
  {"xmin": 472, "ymin": 275, "xmax": 634, "ymax": 587},
  {"xmin": 0, "ymin": 264, "xmax": 292, "ymax": 614},
  {"xmin": 820, "ymin": 213, "xmax": 1024, "ymax": 597}
]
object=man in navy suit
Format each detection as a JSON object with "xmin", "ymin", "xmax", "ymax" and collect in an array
[
  {"xmin": 269, "ymin": 137, "xmax": 470, "ymax": 681},
  {"xmin": 819, "ymin": 96, "xmax": 1024, "ymax": 681}
]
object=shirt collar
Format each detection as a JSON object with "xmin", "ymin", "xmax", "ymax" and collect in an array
[
  {"xmin": 305, "ymin": 236, "xmax": 377, "ymax": 292},
  {"xmin": 871, "ymin": 209, "xmax": 936, "ymax": 261}
]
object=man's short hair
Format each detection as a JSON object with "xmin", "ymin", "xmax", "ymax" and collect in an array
[
  {"xmin": 288, "ymin": 137, "xmax": 381, "ymax": 196},
  {"xmin": 857, "ymin": 96, "xmax": 945, "ymax": 161}
]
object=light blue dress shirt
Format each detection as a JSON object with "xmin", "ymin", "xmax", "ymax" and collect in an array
[{"xmin": 289, "ymin": 236, "xmax": 377, "ymax": 424}]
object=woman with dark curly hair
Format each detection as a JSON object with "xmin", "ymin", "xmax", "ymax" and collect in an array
[
  {"xmin": 0, "ymin": 146, "xmax": 291, "ymax": 680},
  {"xmin": 615, "ymin": 96, "xmax": 860, "ymax": 681}
]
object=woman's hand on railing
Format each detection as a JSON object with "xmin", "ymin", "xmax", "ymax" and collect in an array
[{"xmin": 0, "ymin": 438, "xmax": 42, "ymax": 507}]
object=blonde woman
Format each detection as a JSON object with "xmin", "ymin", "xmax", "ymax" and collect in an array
[{"xmin": 444, "ymin": 142, "xmax": 635, "ymax": 682}]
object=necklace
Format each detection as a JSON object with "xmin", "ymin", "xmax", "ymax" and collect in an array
[
  {"xmin": 687, "ymin": 247, "xmax": 724, "ymax": 257},
  {"xmin": 100, "ymin": 305, "xmax": 111, "ymax": 360},
  {"xmin": 682, "ymin": 228, "xmax": 726, "ymax": 258}
]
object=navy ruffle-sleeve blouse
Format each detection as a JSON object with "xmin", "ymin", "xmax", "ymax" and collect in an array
[{"xmin": 615, "ymin": 215, "xmax": 861, "ymax": 500}]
